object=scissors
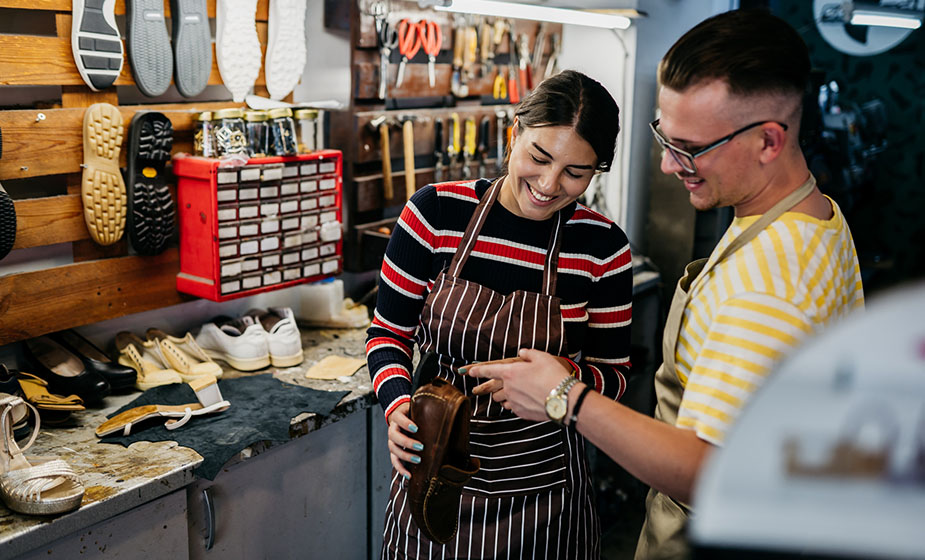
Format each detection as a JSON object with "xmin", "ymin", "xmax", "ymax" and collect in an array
[
  {"xmin": 418, "ymin": 19, "xmax": 442, "ymax": 88},
  {"xmin": 396, "ymin": 19, "xmax": 422, "ymax": 88},
  {"xmin": 378, "ymin": 19, "xmax": 398, "ymax": 99}
]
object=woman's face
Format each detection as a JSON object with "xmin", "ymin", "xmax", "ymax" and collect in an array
[{"xmin": 499, "ymin": 122, "xmax": 598, "ymax": 221}]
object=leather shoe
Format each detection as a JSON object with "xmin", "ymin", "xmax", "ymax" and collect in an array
[
  {"xmin": 54, "ymin": 329, "xmax": 137, "ymax": 392},
  {"xmin": 23, "ymin": 335, "xmax": 111, "ymax": 406}
]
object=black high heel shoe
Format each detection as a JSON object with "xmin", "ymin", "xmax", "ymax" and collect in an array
[
  {"xmin": 54, "ymin": 329, "xmax": 137, "ymax": 392},
  {"xmin": 23, "ymin": 335, "xmax": 110, "ymax": 406}
]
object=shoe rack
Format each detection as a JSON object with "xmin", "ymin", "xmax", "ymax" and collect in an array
[
  {"xmin": 328, "ymin": 0, "xmax": 561, "ymax": 271},
  {"xmin": 0, "ymin": 0, "xmax": 280, "ymax": 345}
]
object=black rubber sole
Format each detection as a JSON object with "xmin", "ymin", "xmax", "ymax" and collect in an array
[
  {"xmin": 126, "ymin": 112, "xmax": 175, "ymax": 256},
  {"xmin": 0, "ymin": 182, "xmax": 16, "ymax": 260}
]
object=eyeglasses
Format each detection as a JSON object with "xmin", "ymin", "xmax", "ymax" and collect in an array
[{"xmin": 649, "ymin": 119, "xmax": 788, "ymax": 174}]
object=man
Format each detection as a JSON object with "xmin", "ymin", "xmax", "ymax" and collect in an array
[{"xmin": 466, "ymin": 10, "xmax": 864, "ymax": 559}]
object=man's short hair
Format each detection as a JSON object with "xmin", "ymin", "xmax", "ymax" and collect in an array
[{"xmin": 659, "ymin": 9, "xmax": 810, "ymax": 99}]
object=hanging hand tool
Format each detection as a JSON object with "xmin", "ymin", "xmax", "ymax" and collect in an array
[
  {"xmin": 518, "ymin": 33, "xmax": 533, "ymax": 94},
  {"xmin": 370, "ymin": 115, "xmax": 393, "ymax": 200},
  {"xmin": 506, "ymin": 21, "xmax": 520, "ymax": 104},
  {"xmin": 479, "ymin": 18, "xmax": 494, "ymax": 75},
  {"xmin": 377, "ymin": 19, "xmax": 398, "ymax": 99},
  {"xmin": 544, "ymin": 33, "xmax": 561, "ymax": 79},
  {"xmin": 492, "ymin": 68, "xmax": 507, "ymax": 100},
  {"xmin": 495, "ymin": 110, "xmax": 506, "ymax": 172},
  {"xmin": 396, "ymin": 19, "xmax": 422, "ymax": 88},
  {"xmin": 401, "ymin": 117, "xmax": 417, "ymax": 200},
  {"xmin": 477, "ymin": 116, "xmax": 490, "ymax": 179},
  {"xmin": 447, "ymin": 112, "xmax": 460, "ymax": 179},
  {"xmin": 433, "ymin": 117, "xmax": 445, "ymax": 182},
  {"xmin": 463, "ymin": 20, "xmax": 478, "ymax": 83},
  {"xmin": 369, "ymin": 0, "xmax": 386, "ymax": 37},
  {"xmin": 532, "ymin": 22, "xmax": 547, "ymax": 79},
  {"xmin": 418, "ymin": 19, "xmax": 442, "ymax": 88},
  {"xmin": 451, "ymin": 16, "xmax": 468, "ymax": 97},
  {"xmin": 462, "ymin": 116, "xmax": 476, "ymax": 180}
]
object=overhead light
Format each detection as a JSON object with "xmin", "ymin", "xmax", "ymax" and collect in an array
[
  {"xmin": 422, "ymin": 0, "xmax": 634, "ymax": 29},
  {"xmin": 821, "ymin": 1, "xmax": 923, "ymax": 30},
  {"xmin": 850, "ymin": 6, "xmax": 922, "ymax": 29}
]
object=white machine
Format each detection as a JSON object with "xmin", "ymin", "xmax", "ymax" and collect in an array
[{"xmin": 691, "ymin": 283, "xmax": 925, "ymax": 559}]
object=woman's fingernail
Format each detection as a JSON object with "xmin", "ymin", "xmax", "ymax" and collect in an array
[
  {"xmin": 408, "ymin": 423, "xmax": 418, "ymax": 433},
  {"xmin": 411, "ymin": 456, "xmax": 421, "ymax": 464},
  {"xmin": 412, "ymin": 443, "xmax": 423, "ymax": 451},
  {"xmin": 403, "ymin": 473, "xmax": 410, "ymax": 480},
  {"xmin": 458, "ymin": 367, "xmax": 468, "ymax": 374}
]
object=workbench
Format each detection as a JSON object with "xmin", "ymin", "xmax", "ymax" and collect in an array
[{"xmin": 0, "ymin": 326, "xmax": 391, "ymax": 560}]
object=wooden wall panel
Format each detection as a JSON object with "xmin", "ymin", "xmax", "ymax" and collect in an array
[
  {"xmin": 11, "ymin": 195, "xmax": 88, "ymax": 249},
  {"xmin": 0, "ymin": 249, "xmax": 190, "ymax": 344},
  {"xmin": 0, "ymin": 0, "xmax": 270, "ymax": 19}
]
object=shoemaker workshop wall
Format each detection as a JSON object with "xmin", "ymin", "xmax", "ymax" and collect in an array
[{"xmin": 0, "ymin": 0, "xmax": 283, "ymax": 345}]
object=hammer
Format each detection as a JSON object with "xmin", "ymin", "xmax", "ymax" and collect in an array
[{"xmin": 370, "ymin": 115, "xmax": 393, "ymax": 200}]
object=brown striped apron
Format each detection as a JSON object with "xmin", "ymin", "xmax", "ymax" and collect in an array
[
  {"xmin": 382, "ymin": 178, "xmax": 600, "ymax": 559},
  {"xmin": 635, "ymin": 176, "xmax": 817, "ymax": 560}
]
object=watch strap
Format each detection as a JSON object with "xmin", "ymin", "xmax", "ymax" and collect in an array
[
  {"xmin": 546, "ymin": 376, "xmax": 579, "ymax": 424},
  {"xmin": 568, "ymin": 384, "xmax": 593, "ymax": 426}
]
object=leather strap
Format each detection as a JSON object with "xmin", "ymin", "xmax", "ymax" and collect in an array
[{"xmin": 568, "ymin": 384, "xmax": 593, "ymax": 427}]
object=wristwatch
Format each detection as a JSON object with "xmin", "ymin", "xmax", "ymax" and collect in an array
[{"xmin": 545, "ymin": 376, "xmax": 579, "ymax": 425}]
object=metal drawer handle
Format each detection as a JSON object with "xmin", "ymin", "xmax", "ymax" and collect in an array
[{"xmin": 202, "ymin": 487, "xmax": 215, "ymax": 550}]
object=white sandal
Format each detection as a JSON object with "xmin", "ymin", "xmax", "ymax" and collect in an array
[{"xmin": 0, "ymin": 395, "xmax": 85, "ymax": 515}]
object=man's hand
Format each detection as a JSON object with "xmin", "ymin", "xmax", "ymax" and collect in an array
[
  {"xmin": 386, "ymin": 402, "xmax": 422, "ymax": 478},
  {"xmin": 465, "ymin": 349, "xmax": 572, "ymax": 422}
]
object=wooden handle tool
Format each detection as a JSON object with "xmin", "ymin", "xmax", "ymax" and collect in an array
[
  {"xmin": 380, "ymin": 122, "xmax": 393, "ymax": 200},
  {"xmin": 402, "ymin": 120, "xmax": 416, "ymax": 201}
]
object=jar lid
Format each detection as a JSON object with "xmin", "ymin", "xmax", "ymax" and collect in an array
[
  {"xmin": 243, "ymin": 110, "xmax": 268, "ymax": 122},
  {"xmin": 196, "ymin": 111, "xmax": 213, "ymax": 121},
  {"xmin": 294, "ymin": 109, "xmax": 319, "ymax": 120},
  {"xmin": 214, "ymin": 108, "xmax": 244, "ymax": 120},
  {"xmin": 267, "ymin": 107, "xmax": 294, "ymax": 119}
]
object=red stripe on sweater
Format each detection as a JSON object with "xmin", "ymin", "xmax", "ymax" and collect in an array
[
  {"xmin": 434, "ymin": 181, "xmax": 479, "ymax": 200},
  {"xmin": 372, "ymin": 316, "xmax": 415, "ymax": 338},
  {"xmin": 366, "ymin": 336, "xmax": 412, "ymax": 358},
  {"xmin": 561, "ymin": 306, "xmax": 587, "ymax": 320},
  {"xmin": 381, "ymin": 258, "xmax": 427, "ymax": 296},
  {"xmin": 588, "ymin": 308, "xmax": 632, "ymax": 324},
  {"xmin": 373, "ymin": 366, "xmax": 411, "ymax": 393}
]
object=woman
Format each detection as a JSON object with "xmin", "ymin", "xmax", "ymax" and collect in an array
[{"xmin": 366, "ymin": 70, "xmax": 634, "ymax": 559}]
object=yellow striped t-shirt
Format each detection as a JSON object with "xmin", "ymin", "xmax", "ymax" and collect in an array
[{"xmin": 675, "ymin": 197, "xmax": 864, "ymax": 445}]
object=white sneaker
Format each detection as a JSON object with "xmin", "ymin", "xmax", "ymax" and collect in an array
[
  {"xmin": 247, "ymin": 307, "xmax": 304, "ymax": 367},
  {"xmin": 265, "ymin": 0, "xmax": 307, "ymax": 100},
  {"xmin": 216, "ymin": 0, "xmax": 262, "ymax": 102},
  {"xmin": 194, "ymin": 317, "xmax": 270, "ymax": 371}
]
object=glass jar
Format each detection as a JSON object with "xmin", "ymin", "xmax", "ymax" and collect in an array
[
  {"xmin": 213, "ymin": 108, "xmax": 248, "ymax": 157},
  {"xmin": 194, "ymin": 111, "xmax": 216, "ymax": 157},
  {"xmin": 243, "ymin": 110, "xmax": 269, "ymax": 157},
  {"xmin": 294, "ymin": 108, "xmax": 318, "ymax": 153},
  {"xmin": 267, "ymin": 107, "xmax": 298, "ymax": 156}
]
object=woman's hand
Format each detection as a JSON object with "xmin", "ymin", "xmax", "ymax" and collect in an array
[
  {"xmin": 465, "ymin": 349, "xmax": 573, "ymax": 422},
  {"xmin": 386, "ymin": 402, "xmax": 423, "ymax": 478}
]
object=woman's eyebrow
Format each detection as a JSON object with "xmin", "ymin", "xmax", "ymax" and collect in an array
[{"xmin": 531, "ymin": 142, "xmax": 594, "ymax": 170}]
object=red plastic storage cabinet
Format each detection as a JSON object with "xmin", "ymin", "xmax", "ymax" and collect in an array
[{"xmin": 173, "ymin": 150, "xmax": 343, "ymax": 301}]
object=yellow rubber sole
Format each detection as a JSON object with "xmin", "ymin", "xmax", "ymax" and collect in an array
[{"xmin": 82, "ymin": 103, "xmax": 127, "ymax": 246}]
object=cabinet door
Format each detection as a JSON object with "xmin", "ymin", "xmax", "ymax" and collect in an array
[
  {"xmin": 187, "ymin": 411, "xmax": 370, "ymax": 560},
  {"xmin": 13, "ymin": 489, "xmax": 189, "ymax": 560}
]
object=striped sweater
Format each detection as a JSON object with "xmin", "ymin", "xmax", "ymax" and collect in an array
[
  {"xmin": 676, "ymin": 197, "xmax": 864, "ymax": 444},
  {"xmin": 367, "ymin": 179, "xmax": 635, "ymax": 419}
]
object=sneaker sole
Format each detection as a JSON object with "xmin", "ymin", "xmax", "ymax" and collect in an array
[
  {"xmin": 126, "ymin": 0, "xmax": 173, "ymax": 97},
  {"xmin": 0, "ymin": 183, "xmax": 15, "ymax": 260},
  {"xmin": 203, "ymin": 348, "xmax": 270, "ymax": 372},
  {"xmin": 126, "ymin": 112, "xmax": 175, "ymax": 255},
  {"xmin": 71, "ymin": 0, "xmax": 124, "ymax": 91},
  {"xmin": 82, "ymin": 103, "xmax": 126, "ymax": 246},
  {"xmin": 170, "ymin": 0, "xmax": 212, "ymax": 98},
  {"xmin": 216, "ymin": 0, "xmax": 262, "ymax": 102},
  {"xmin": 270, "ymin": 348, "xmax": 304, "ymax": 368},
  {"xmin": 265, "ymin": 0, "xmax": 307, "ymax": 100}
]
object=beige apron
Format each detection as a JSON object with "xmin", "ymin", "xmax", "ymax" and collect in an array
[{"xmin": 635, "ymin": 176, "xmax": 817, "ymax": 560}]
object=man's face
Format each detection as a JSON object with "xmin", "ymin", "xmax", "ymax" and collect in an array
[{"xmin": 655, "ymin": 80, "xmax": 762, "ymax": 213}]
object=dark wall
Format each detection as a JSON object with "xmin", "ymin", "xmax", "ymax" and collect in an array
[{"xmin": 772, "ymin": 1, "xmax": 925, "ymax": 294}]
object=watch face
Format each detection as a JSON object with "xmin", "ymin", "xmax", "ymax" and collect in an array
[{"xmin": 546, "ymin": 397, "xmax": 567, "ymax": 421}]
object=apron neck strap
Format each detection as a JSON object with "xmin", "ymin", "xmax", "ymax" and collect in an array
[
  {"xmin": 713, "ymin": 174, "xmax": 817, "ymax": 266},
  {"xmin": 449, "ymin": 177, "xmax": 564, "ymax": 297}
]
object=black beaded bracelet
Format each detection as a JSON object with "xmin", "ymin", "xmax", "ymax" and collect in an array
[{"xmin": 568, "ymin": 385, "xmax": 593, "ymax": 426}]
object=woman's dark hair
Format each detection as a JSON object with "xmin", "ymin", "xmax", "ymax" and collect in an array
[
  {"xmin": 514, "ymin": 69, "xmax": 620, "ymax": 172},
  {"xmin": 660, "ymin": 9, "xmax": 810, "ymax": 100}
]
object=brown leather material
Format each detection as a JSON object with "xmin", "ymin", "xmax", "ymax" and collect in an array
[{"xmin": 407, "ymin": 377, "xmax": 480, "ymax": 544}]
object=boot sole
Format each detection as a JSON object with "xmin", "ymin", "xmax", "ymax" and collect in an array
[
  {"xmin": 170, "ymin": 0, "xmax": 212, "ymax": 98},
  {"xmin": 216, "ymin": 0, "xmax": 262, "ymax": 102},
  {"xmin": 126, "ymin": 0, "xmax": 173, "ymax": 97},
  {"xmin": 71, "ymin": 0, "xmax": 124, "ymax": 91},
  {"xmin": 81, "ymin": 103, "xmax": 126, "ymax": 246},
  {"xmin": 126, "ymin": 112, "xmax": 175, "ymax": 255},
  {"xmin": 0, "ymin": 183, "xmax": 15, "ymax": 260},
  {"xmin": 265, "ymin": 0, "xmax": 307, "ymax": 100}
]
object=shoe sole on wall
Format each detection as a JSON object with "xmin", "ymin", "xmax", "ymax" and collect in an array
[
  {"xmin": 82, "ymin": 103, "xmax": 126, "ymax": 246},
  {"xmin": 126, "ymin": 0, "xmax": 173, "ymax": 97},
  {"xmin": 71, "ymin": 0, "xmax": 124, "ymax": 91},
  {"xmin": 126, "ymin": 112, "xmax": 175, "ymax": 256},
  {"xmin": 265, "ymin": 0, "xmax": 307, "ymax": 101},
  {"xmin": 216, "ymin": 0, "xmax": 262, "ymax": 102},
  {"xmin": 170, "ymin": 0, "xmax": 212, "ymax": 98},
  {"xmin": 0, "ymin": 183, "xmax": 15, "ymax": 261}
]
